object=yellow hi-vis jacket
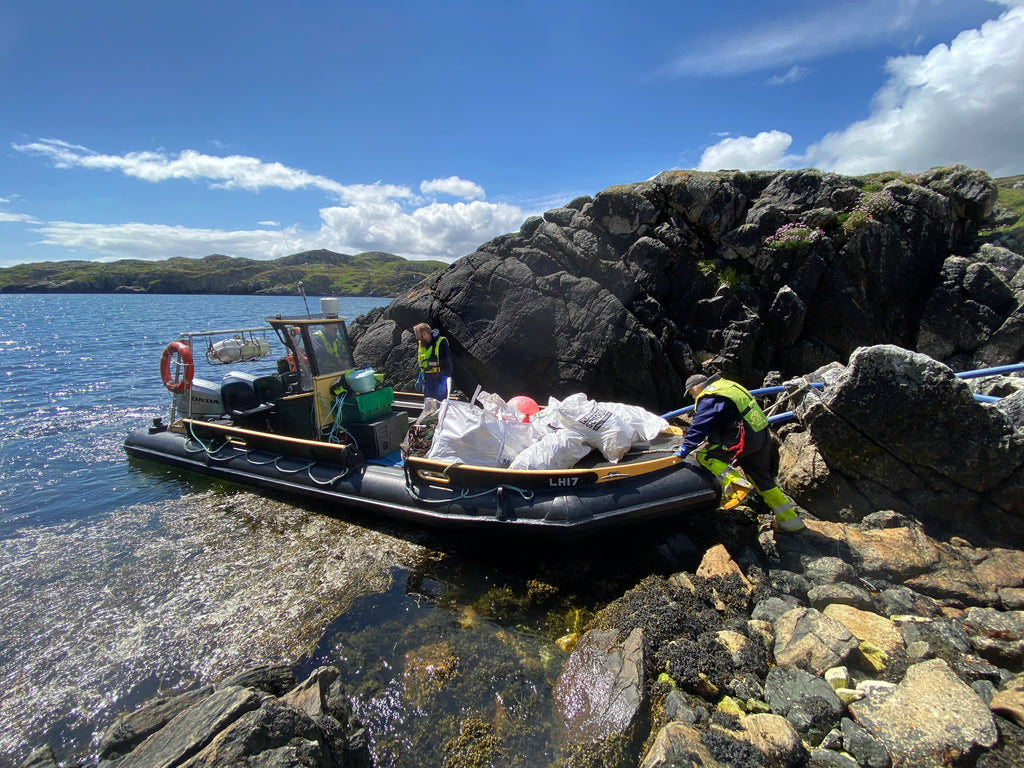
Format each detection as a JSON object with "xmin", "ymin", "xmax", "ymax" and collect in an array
[
  {"xmin": 417, "ymin": 336, "xmax": 447, "ymax": 374},
  {"xmin": 695, "ymin": 379, "xmax": 769, "ymax": 432}
]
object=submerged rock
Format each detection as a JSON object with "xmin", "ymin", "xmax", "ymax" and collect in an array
[{"xmin": 552, "ymin": 627, "xmax": 645, "ymax": 744}]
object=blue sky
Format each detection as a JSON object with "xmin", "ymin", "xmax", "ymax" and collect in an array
[{"xmin": 2, "ymin": 0, "xmax": 1022, "ymax": 267}]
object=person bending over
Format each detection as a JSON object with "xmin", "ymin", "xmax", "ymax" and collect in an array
[{"xmin": 675, "ymin": 374, "xmax": 805, "ymax": 532}]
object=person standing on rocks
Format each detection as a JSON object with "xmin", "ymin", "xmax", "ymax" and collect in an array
[
  {"xmin": 674, "ymin": 374, "xmax": 805, "ymax": 532},
  {"xmin": 413, "ymin": 322, "xmax": 453, "ymax": 402}
]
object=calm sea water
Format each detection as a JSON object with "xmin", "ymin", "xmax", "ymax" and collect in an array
[
  {"xmin": 0, "ymin": 294, "xmax": 411, "ymax": 761},
  {"xmin": 0, "ymin": 293, "xmax": 700, "ymax": 768}
]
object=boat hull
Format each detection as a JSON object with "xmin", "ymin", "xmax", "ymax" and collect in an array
[{"xmin": 123, "ymin": 424, "xmax": 721, "ymax": 538}]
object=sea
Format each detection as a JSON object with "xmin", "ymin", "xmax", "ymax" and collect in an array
[{"xmin": 0, "ymin": 293, "xmax": 701, "ymax": 768}]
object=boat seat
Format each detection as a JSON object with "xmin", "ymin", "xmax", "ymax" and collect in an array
[
  {"xmin": 279, "ymin": 370, "xmax": 300, "ymax": 393},
  {"xmin": 221, "ymin": 376, "xmax": 277, "ymax": 428},
  {"xmin": 253, "ymin": 374, "xmax": 287, "ymax": 403}
]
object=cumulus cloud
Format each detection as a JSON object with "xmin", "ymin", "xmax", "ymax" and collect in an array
[
  {"xmin": 13, "ymin": 140, "xmax": 526, "ymax": 262},
  {"xmin": 419, "ymin": 176, "xmax": 485, "ymax": 200},
  {"xmin": 317, "ymin": 199, "xmax": 523, "ymax": 261},
  {"xmin": 697, "ymin": 131, "xmax": 795, "ymax": 171},
  {"xmin": 696, "ymin": 3, "xmax": 1024, "ymax": 176},
  {"xmin": 805, "ymin": 4, "xmax": 1024, "ymax": 175}
]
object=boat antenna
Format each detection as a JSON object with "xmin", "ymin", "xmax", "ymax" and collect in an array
[{"xmin": 297, "ymin": 281, "xmax": 312, "ymax": 318}]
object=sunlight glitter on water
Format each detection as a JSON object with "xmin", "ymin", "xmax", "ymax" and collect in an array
[{"xmin": 0, "ymin": 490, "xmax": 428, "ymax": 763}]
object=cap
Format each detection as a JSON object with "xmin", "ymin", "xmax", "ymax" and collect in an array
[{"xmin": 685, "ymin": 374, "xmax": 709, "ymax": 394}]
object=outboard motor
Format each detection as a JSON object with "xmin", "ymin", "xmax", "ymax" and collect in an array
[{"xmin": 183, "ymin": 378, "xmax": 223, "ymax": 417}]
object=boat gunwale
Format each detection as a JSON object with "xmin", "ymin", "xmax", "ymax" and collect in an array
[{"xmin": 173, "ymin": 417, "xmax": 688, "ymax": 490}]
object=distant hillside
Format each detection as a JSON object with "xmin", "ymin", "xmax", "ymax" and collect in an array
[
  {"xmin": 994, "ymin": 174, "xmax": 1024, "ymax": 230},
  {"xmin": 0, "ymin": 249, "xmax": 448, "ymax": 296}
]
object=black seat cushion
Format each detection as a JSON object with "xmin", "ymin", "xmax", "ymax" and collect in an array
[
  {"xmin": 221, "ymin": 380, "xmax": 275, "ymax": 420},
  {"xmin": 253, "ymin": 375, "xmax": 286, "ymax": 403}
]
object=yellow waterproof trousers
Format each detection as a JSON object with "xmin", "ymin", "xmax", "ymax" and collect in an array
[{"xmin": 695, "ymin": 449, "xmax": 805, "ymax": 531}]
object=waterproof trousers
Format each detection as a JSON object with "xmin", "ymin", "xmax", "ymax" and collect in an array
[{"xmin": 694, "ymin": 424, "xmax": 805, "ymax": 531}]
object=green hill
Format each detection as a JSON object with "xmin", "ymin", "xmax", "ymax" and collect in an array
[{"xmin": 0, "ymin": 249, "xmax": 447, "ymax": 296}]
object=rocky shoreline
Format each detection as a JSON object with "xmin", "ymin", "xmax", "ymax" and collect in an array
[
  {"xmin": 553, "ymin": 517, "xmax": 1024, "ymax": 768},
  {"xmin": 17, "ymin": 160, "xmax": 1024, "ymax": 767},
  {"xmin": 20, "ymin": 345, "xmax": 1024, "ymax": 767},
  {"xmin": 21, "ymin": 515, "xmax": 1023, "ymax": 768}
]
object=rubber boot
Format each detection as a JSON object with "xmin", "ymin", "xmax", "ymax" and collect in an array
[
  {"xmin": 760, "ymin": 486, "xmax": 805, "ymax": 532},
  {"xmin": 696, "ymin": 452, "xmax": 752, "ymax": 509}
]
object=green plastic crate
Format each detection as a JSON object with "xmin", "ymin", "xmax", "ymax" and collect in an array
[{"xmin": 340, "ymin": 386, "xmax": 394, "ymax": 423}]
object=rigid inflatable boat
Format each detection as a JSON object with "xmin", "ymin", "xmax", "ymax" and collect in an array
[{"xmin": 123, "ymin": 303, "xmax": 721, "ymax": 537}]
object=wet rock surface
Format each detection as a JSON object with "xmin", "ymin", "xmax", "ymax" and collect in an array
[
  {"xmin": 81, "ymin": 665, "xmax": 369, "ymax": 768},
  {"xmin": 546, "ymin": 514, "xmax": 1024, "ymax": 768}
]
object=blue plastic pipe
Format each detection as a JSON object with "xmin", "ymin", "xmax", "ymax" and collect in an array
[
  {"xmin": 660, "ymin": 361, "xmax": 1022, "ymax": 421},
  {"xmin": 955, "ymin": 362, "xmax": 1024, "ymax": 379}
]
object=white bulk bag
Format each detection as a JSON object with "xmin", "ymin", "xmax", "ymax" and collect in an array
[{"xmin": 426, "ymin": 399, "xmax": 538, "ymax": 468}]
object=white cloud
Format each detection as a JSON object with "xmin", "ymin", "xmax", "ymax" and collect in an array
[
  {"xmin": 13, "ymin": 140, "xmax": 527, "ymax": 262},
  {"xmin": 317, "ymin": 199, "xmax": 524, "ymax": 261},
  {"xmin": 419, "ymin": 176, "xmax": 485, "ymax": 200},
  {"xmin": 13, "ymin": 139, "xmax": 350, "ymax": 196},
  {"xmin": 805, "ymin": 4, "xmax": 1024, "ymax": 175},
  {"xmin": 662, "ymin": 0, "xmax": 922, "ymax": 77},
  {"xmin": 0, "ymin": 211, "xmax": 37, "ymax": 223},
  {"xmin": 767, "ymin": 66, "xmax": 812, "ymax": 86},
  {"xmin": 697, "ymin": 131, "xmax": 795, "ymax": 171},
  {"xmin": 694, "ymin": 4, "xmax": 1024, "ymax": 176},
  {"xmin": 31, "ymin": 221, "xmax": 293, "ymax": 261}
]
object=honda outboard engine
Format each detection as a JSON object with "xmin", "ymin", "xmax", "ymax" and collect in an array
[{"xmin": 183, "ymin": 378, "xmax": 224, "ymax": 416}]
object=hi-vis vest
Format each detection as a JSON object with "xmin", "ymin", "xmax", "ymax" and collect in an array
[
  {"xmin": 695, "ymin": 379, "xmax": 769, "ymax": 432},
  {"xmin": 418, "ymin": 336, "xmax": 447, "ymax": 374},
  {"xmin": 314, "ymin": 330, "xmax": 343, "ymax": 362}
]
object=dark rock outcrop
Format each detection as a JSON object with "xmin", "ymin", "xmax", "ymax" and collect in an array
[
  {"xmin": 349, "ymin": 165, "xmax": 1003, "ymax": 413},
  {"xmin": 79, "ymin": 665, "xmax": 368, "ymax": 768},
  {"xmin": 777, "ymin": 344, "xmax": 1024, "ymax": 542}
]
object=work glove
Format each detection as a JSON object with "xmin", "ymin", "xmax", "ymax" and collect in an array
[
  {"xmin": 674, "ymin": 446, "xmax": 690, "ymax": 460},
  {"xmin": 415, "ymin": 372, "xmax": 424, "ymax": 392}
]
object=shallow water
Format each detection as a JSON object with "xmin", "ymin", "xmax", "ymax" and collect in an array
[{"xmin": 0, "ymin": 293, "xmax": 700, "ymax": 767}]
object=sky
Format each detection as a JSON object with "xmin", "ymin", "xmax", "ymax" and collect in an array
[{"xmin": 1, "ymin": 0, "xmax": 1023, "ymax": 268}]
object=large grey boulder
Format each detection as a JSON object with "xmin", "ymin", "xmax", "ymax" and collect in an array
[
  {"xmin": 97, "ymin": 685, "xmax": 215, "ymax": 760},
  {"xmin": 116, "ymin": 686, "xmax": 264, "ymax": 768},
  {"xmin": 89, "ymin": 667, "xmax": 367, "ymax": 768},
  {"xmin": 781, "ymin": 344, "xmax": 1024, "ymax": 540},
  {"xmin": 773, "ymin": 607, "xmax": 860, "ymax": 675}
]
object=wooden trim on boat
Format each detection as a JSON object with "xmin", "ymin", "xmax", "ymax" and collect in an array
[{"xmin": 176, "ymin": 418, "xmax": 359, "ymax": 464}]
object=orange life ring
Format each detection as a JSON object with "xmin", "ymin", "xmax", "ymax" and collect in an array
[{"xmin": 160, "ymin": 341, "xmax": 194, "ymax": 394}]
